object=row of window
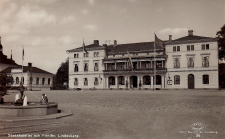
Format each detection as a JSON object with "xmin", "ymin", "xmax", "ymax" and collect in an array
[
  {"xmin": 173, "ymin": 44, "xmax": 209, "ymax": 52},
  {"xmin": 74, "ymin": 52, "xmax": 99, "ymax": 58},
  {"xmin": 174, "ymin": 56, "xmax": 209, "ymax": 68},
  {"xmin": 174, "ymin": 75, "xmax": 209, "ymax": 84},
  {"xmin": 74, "ymin": 63, "xmax": 99, "ymax": 72},
  {"xmin": 15, "ymin": 77, "xmax": 51, "ymax": 85},
  {"xmin": 74, "ymin": 78, "xmax": 100, "ymax": 86}
]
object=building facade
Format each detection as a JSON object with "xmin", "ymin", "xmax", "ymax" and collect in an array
[{"xmin": 67, "ymin": 30, "xmax": 219, "ymax": 90}]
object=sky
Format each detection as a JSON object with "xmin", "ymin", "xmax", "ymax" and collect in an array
[{"xmin": 0, "ymin": 0, "xmax": 224, "ymax": 74}]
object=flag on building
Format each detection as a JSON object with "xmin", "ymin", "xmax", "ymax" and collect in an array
[
  {"xmin": 155, "ymin": 34, "xmax": 164, "ymax": 48},
  {"xmin": 83, "ymin": 40, "xmax": 88, "ymax": 54},
  {"xmin": 22, "ymin": 48, "xmax": 24, "ymax": 61},
  {"xmin": 127, "ymin": 51, "xmax": 133, "ymax": 70}
]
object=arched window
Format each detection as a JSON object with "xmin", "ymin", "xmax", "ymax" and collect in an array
[
  {"xmin": 94, "ymin": 63, "xmax": 99, "ymax": 71},
  {"xmin": 36, "ymin": 78, "xmax": 39, "ymax": 85},
  {"xmin": 109, "ymin": 76, "xmax": 115, "ymax": 85},
  {"xmin": 84, "ymin": 78, "xmax": 88, "ymax": 85},
  {"xmin": 48, "ymin": 78, "xmax": 51, "ymax": 85},
  {"xmin": 16, "ymin": 77, "xmax": 19, "ymax": 84},
  {"xmin": 174, "ymin": 75, "xmax": 180, "ymax": 85},
  {"xmin": 74, "ymin": 78, "xmax": 78, "ymax": 85},
  {"xmin": 94, "ymin": 78, "xmax": 99, "ymax": 85},
  {"xmin": 74, "ymin": 64, "xmax": 79, "ymax": 72},
  {"xmin": 84, "ymin": 63, "xmax": 88, "ymax": 71},
  {"xmin": 118, "ymin": 76, "xmax": 125, "ymax": 85},
  {"xmin": 42, "ymin": 78, "xmax": 45, "ymax": 85},
  {"xmin": 143, "ymin": 75, "xmax": 151, "ymax": 85}
]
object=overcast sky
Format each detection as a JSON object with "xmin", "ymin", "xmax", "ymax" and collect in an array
[{"xmin": 0, "ymin": 0, "xmax": 224, "ymax": 74}]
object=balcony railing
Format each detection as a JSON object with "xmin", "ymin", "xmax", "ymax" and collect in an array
[{"xmin": 103, "ymin": 68, "xmax": 167, "ymax": 75}]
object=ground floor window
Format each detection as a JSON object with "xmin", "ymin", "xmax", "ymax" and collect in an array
[
  {"xmin": 84, "ymin": 78, "xmax": 88, "ymax": 85},
  {"xmin": 203, "ymin": 75, "xmax": 209, "ymax": 84},
  {"xmin": 94, "ymin": 78, "xmax": 99, "ymax": 85},
  {"xmin": 74, "ymin": 78, "xmax": 78, "ymax": 85},
  {"xmin": 109, "ymin": 76, "xmax": 115, "ymax": 85},
  {"xmin": 156, "ymin": 75, "xmax": 161, "ymax": 85},
  {"xmin": 143, "ymin": 75, "xmax": 151, "ymax": 85},
  {"xmin": 174, "ymin": 75, "xmax": 180, "ymax": 85},
  {"xmin": 118, "ymin": 76, "xmax": 125, "ymax": 85}
]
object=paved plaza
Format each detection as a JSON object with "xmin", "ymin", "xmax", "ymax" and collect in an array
[{"xmin": 1, "ymin": 89, "xmax": 225, "ymax": 139}]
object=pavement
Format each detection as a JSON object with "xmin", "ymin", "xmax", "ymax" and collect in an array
[{"xmin": 0, "ymin": 89, "xmax": 224, "ymax": 139}]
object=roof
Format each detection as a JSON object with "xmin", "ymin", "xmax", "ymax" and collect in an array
[
  {"xmin": 1, "ymin": 66, "xmax": 53, "ymax": 75},
  {"xmin": 165, "ymin": 35, "xmax": 218, "ymax": 45},
  {"xmin": 107, "ymin": 41, "xmax": 167, "ymax": 55},
  {"xmin": 0, "ymin": 51, "xmax": 18, "ymax": 66},
  {"xmin": 67, "ymin": 43, "xmax": 105, "ymax": 53}
]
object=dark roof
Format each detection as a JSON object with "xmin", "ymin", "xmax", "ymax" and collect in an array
[
  {"xmin": 165, "ymin": 35, "xmax": 218, "ymax": 45},
  {"xmin": 107, "ymin": 41, "xmax": 166, "ymax": 55},
  {"xmin": 67, "ymin": 44, "xmax": 105, "ymax": 52},
  {"xmin": 1, "ymin": 66, "xmax": 53, "ymax": 75},
  {"xmin": 0, "ymin": 51, "xmax": 18, "ymax": 65}
]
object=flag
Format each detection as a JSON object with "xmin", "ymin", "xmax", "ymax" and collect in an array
[
  {"xmin": 127, "ymin": 51, "xmax": 133, "ymax": 70},
  {"xmin": 155, "ymin": 34, "xmax": 164, "ymax": 48},
  {"xmin": 83, "ymin": 40, "xmax": 88, "ymax": 54},
  {"xmin": 22, "ymin": 47, "xmax": 24, "ymax": 61}
]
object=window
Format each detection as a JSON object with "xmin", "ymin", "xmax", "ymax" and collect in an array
[
  {"xmin": 202, "ymin": 57, "xmax": 209, "ymax": 67},
  {"xmin": 94, "ymin": 52, "xmax": 99, "ymax": 57},
  {"xmin": 84, "ymin": 78, "xmax": 88, "ymax": 85},
  {"xmin": 145, "ymin": 61, "xmax": 151, "ymax": 69},
  {"xmin": 156, "ymin": 61, "xmax": 162, "ymax": 69},
  {"xmin": 191, "ymin": 45, "xmax": 194, "ymax": 50},
  {"xmin": 174, "ymin": 75, "xmax": 180, "ymax": 85},
  {"xmin": 143, "ymin": 75, "xmax": 151, "ymax": 85},
  {"xmin": 48, "ymin": 78, "xmax": 51, "ymax": 85},
  {"xmin": 113, "ymin": 55, "xmax": 115, "ymax": 57},
  {"xmin": 156, "ymin": 75, "xmax": 161, "ymax": 85},
  {"xmin": 74, "ymin": 78, "xmax": 78, "ymax": 85},
  {"xmin": 94, "ymin": 63, "xmax": 99, "ymax": 71},
  {"xmin": 94, "ymin": 78, "xmax": 99, "ymax": 85},
  {"xmin": 174, "ymin": 58, "xmax": 180, "ymax": 68},
  {"xmin": 36, "ymin": 78, "xmax": 39, "ymax": 85},
  {"xmin": 111, "ymin": 63, "xmax": 115, "ymax": 70},
  {"xmin": 118, "ymin": 76, "xmax": 125, "ymax": 85},
  {"xmin": 177, "ymin": 46, "xmax": 180, "ymax": 51},
  {"xmin": 16, "ymin": 77, "xmax": 19, "ymax": 84},
  {"xmin": 121, "ymin": 62, "xmax": 125, "ymax": 69},
  {"xmin": 109, "ymin": 76, "xmax": 115, "ymax": 85},
  {"xmin": 203, "ymin": 75, "xmax": 209, "ymax": 84},
  {"xmin": 187, "ymin": 45, "xmax": 190, "ymax": 51},
  {"xmin": 202, "ymin": 44, "xmax": 209, "ymax": 50},
  {"xmin": 74, "ymin": 54, "xmax": 76, "ymax": 58},
  {"xmin": 84, "ymin": 53, "xmax": 89, "ymax": 58},
  {"xmin": 84, "ymin": 63, "xmax": 88, "ymax": 71},
  {"xmin": 173, "ymin": 46, "xmax": 176, "ymax": 52},
  {"xmin": 188, "ymin": 57, "xmax": 194, "ymax": 67},
  {"xmin": 42, "ymin": 78, "xmax": 45, "ymax": 85},
  {"xmin": 74, "ymin": 64, "xmax": 79, "ymax": 72}
]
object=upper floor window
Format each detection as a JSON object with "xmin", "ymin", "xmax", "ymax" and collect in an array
[
  {"xmin": 173, "ymin": 46, "xmax": 180, "ymax": 52},
  {"xmin": 84, "ymin": 78, "xmax": 88, "ymax": 85},
  {"xmin": 84, "ymin": 63, "xmax": 88, "ymax": 71},
  {"xmin": 74, "ymin": 53, "xmax": 79, "ymax": 58},
  {"xmin": 94, "ymin": 63, "xmax": 99, "ymax": 71},
  {"xmin": 74, "ymin": 64, "xmax": 79, "ymax": 72},
  {"xmin": 174, "ymin": 58, "xmax": 180, "ymax": 68},
  {"xmin": 188, "ymin": 57, "xmax": 194, "ymax": 67},
  {"xmin": 111, "ymin": 63, "xmax": 115, "ymax": 70},
  {"xmin": 145, "ymin": 61, "xmax": 151, "ymax": 69},
  {"xmin": 202, "ymin": 44, "xmax": 209, "ymax": 50},
  {"xmin": 74, "ymin": 78, "xmax": 78, "ymax": 85},
  {"xmin": 203, "ymin": 75, "xmax": 209, "ymax": 84},
  {"xmin": 94, "ymin": 78, "xmax": 99, "ymax": 85},
  {"xmin": 187, "ymin": 45, "xmax": 194, "ymax": 51},
  {"xmin": 94, "ymin": 52, "xmax": 99, "ymax": 57},
  {"xmin": 84, "ymin": 53, "xmax": 89, "ymax": 58},
  {"xmin": 156, "ymin": 61, "xmax": 162, "ymax": 69},
  {"xmin": 174, "ymin": 75, "xmax": 180, "ymax": 85},
  {"xmin": 121, "ymin": 62, "xmax": 125, "ymax": 69},
  {"xmin": 202, "ymin": 57, "xmax": 209, "ymax": 67},
  {"xmin": 16, "ymin": 77, "xmax": 19, "ymax": 84}
]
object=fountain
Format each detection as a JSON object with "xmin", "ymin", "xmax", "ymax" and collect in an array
[{"xmin": 0, "ymin": 85, "xmax": 58, "ymax": 117}]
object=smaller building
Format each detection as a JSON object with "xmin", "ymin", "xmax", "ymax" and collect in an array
[{"xmin": 1, "ymin": 63, "xmax": 54, "ymax": 91}]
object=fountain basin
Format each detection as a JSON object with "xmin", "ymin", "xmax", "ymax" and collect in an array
[{"xmin": 0, "ymin": 102, "xmax": 58, "ymax": 117}]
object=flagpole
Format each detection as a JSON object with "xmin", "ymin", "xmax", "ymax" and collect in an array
[
  {"xmin": 154, "ymin": 33, "xmax": 156, "ymax": 91},
  {"xmin": 82, "ymin": 37, "xmax": 84, "ymax": 92},
  {"xmin": 22, "ymin": 46, "xmax": 24, "ymax": 85}
]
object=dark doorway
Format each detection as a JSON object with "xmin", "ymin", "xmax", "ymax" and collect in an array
[
  {"xmin": 130, "ymin": 76, "xmax": 138, "ymax": 88},
  {"xmin": 188, "ymin": 74, "xmax": 194, "ymax": 89}
]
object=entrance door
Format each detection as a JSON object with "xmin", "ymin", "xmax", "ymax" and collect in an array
[
  {"xmin": 130, "ymin": 76, "xmax": 138, "ymax": 88},
  {"xmin": 188, "ymin": 74, "xmax": 194, "ymax": 89}
]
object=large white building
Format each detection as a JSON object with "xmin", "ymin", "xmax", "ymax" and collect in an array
[{"xmin": 67, "ymin": 30, "xmax": 219, "ymax": 90}]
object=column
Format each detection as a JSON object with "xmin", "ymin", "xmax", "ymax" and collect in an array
[
  {"xmin": 115, "ymin": 76, "xmax": 118, "ymax": 89},
  {"xmin": 151, "ymin": 76, "xmax": 154, "ymax": 89},
  {"xmin": 140, "ymin": 61, "xmax": 142, "ymax": 69},
  {"xmin": 162, "ymin": 61, "xmax": 164, "ymax": 68},
  {"xmin": 161, "ymin": 76, "xmax": 164, "ymax": 89},
  {"xmin": 106, "ymin": 77, "xmax": 108, "ymax": 89},
  {"xmin": 115, "ymin": 62, "xmax": 117, "ymax": 70},
  {"xmin": 127, "ymin": 76, "xmax": 130, "ymax": 89}
]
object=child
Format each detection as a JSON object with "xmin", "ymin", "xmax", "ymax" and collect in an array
[{"xmin": 40, "ymin": 93, "xmax": 48, "ymax": 104}]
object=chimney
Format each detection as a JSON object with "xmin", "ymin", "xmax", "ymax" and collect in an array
[
  {"xmin": 169, "ymin": 35, "xmax": 172, "ymax": 41},
  {"xmin": 114, "ymin": 40, "xmax": 117, "ymax": 46},
  {"xmin": 28, "ymin": 63, "xmax": 32, "ymax": 67},
  {"xmin": 188, "ymin": 30, "xmax": 193, "ymax": 36},
  {"xmin": 94, "ymin": 40, "xmax": 99, "ymax": 45}
]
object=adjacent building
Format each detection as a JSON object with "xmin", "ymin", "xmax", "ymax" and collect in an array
[{"xmin": 67, "ymin": 30, "xmax": 219, "ymax": 90}]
